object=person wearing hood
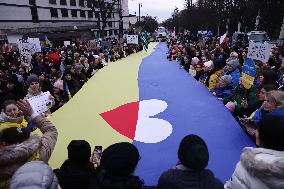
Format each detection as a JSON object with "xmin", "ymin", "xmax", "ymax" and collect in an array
[
  {"xmin": 158, "ymin": 135, "xmax": 223, "ymax": 189},
  {"xmin": 224, "ymin": 59, "xmax": 241, "ymax": 88},
  {"xmin": 0, "ymin": 100, "xmax": 58, "ymax": 188},
  {"xmin": 225, "ymin": 115, "xmax": 284, "ymax": 189},
  {"xmin": 207, "ymin": 59, "xmax": 225, "ymax": 91},
  {"xmin": 88, "ymin": 142, "xmax": 144, "ymax": 189},
  {"xmin": 50, "ymin": 80, "xmax": 68, "ymax": 113},
  {"xmin": 62, "ymin": 69, "xmax": 81, "ymax": 99},
  {"xmin": 74, "ymin": 64, "xmax": 87, "ymax": 87},
  {"xmin": 55, "ymin": 140, "xmax": 95, "ymax": 189},
  {"xmin": 213, "ymin": 75, "xmax": 233, "ymax": 100},
  {"xmin": 1, "ymin": 74, "xmax": 25, "ymax": 105},
  {"xmin": 9, "ymin": 161, "xmax": 58, "ymax": 189},
  {"xmin": 39, "ymin": 72, "xmax": 54, "ymax": 94}
]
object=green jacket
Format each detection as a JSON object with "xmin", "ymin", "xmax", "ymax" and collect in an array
[{"xmin": 224, "ymin": 85, "xmax": 257, "ymax": 116}]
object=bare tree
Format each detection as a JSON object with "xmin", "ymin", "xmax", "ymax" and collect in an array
[{"xmin": 86, "ymin": 0, "xmax": 122, "ymax": 38}]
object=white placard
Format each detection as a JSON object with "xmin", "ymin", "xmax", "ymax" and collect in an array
[
  {"xmin": 27, "ymin": 92, "xmax": 53, "ymax": 115},
  {"xmin": 127, "ymin": 35, "xmax": 138, "ymax": 44},
  {"xmin": 17, "ymin": 38, "xmax": 41, "ymax": 66},
  {"xmin": 248, "ymin": 41, "xmax": 272, "ymax": 62},
  {"xmin": 64, "ymin": 41, "xmax": 71, "ymax": 46}
]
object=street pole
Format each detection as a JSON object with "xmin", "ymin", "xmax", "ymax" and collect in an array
[
  {"xmin": 138, "ymin": 3, "xmax": 142, "ymax": 26},
  {"xmin": 118, "ymin": 0, "xmax": 123, "ymax": 39}
]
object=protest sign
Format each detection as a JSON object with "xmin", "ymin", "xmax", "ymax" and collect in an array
[
  {"xmin": 127, "ymin": 35, "xmax": 139, "ymax": 45},
  {"xmin": 64, "ymin": 41, "xmax": 71, "ymax": 47},
  {"xmin": 248, "ymin": 41, "xmax": 272, "ymax": 62},
  {"xmin": 27, "ymin": 92, "xmax": 53, "ymax": 115},
  {"xmin": 242, "ymin": 58, "xmax": 256, "ymax": 89}
]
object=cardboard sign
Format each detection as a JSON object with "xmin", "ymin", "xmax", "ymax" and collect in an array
[{"xmin": 248, "ymin": 41, "xmax": 272, "ymax": 63}]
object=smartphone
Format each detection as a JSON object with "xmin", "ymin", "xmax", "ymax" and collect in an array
[{"xmin": 95, "ymin": 146, "xmax": 103, "ymax": 158}]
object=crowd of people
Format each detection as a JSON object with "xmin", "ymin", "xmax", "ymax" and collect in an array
[
  {"xmin": 0, "ymin": 40, "xmax": 143, "ymax": 113},
  {"xmin": 0, "ymin": 33, "xmax": 284, "ymax": 189},
  {"xmin": 167, "ymin": 34, "xmax": 284, "ymax": 140}
]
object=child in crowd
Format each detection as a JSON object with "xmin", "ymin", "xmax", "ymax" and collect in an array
[{"xmin": 212, "ymin": 75, "xmax": 233, "ymax": 100}]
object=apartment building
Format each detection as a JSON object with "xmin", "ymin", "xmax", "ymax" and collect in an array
[{"xmin": 0, "ymin": 0, "xmax": 129, "ymax": 43}]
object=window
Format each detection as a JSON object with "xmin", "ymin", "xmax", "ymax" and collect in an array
[
  {"xmin": 49, "ymin": 0, "xmax": 57, "ymax": 4},
  {"xmin": 70, "ymin": 0, "xmax": 76, "ymax": 6},
  {"xmin": 79, "ymin": 0, "xmax": 84, "ymax": 7},
  {"xmin": 114, "ymin": 30, "xmax": 118, "ymax": 35},
  {"xmin": 50, "ymin": 8, "xmax": 58, "ymax": 17},
  {"xmin": 60, "ymin": 0, "xmax": 67, "ymax": 5},
  {"xmin": 107, "ymin": 13, "xmax": 111, "ymax": 18},
  {"xmin": 80, "ymin": 10, "xmax": 86, "ymax": 17},
  {"xmin": 95, "ymin": 12, "xmax": 99, "ymax": 18},
  {"xmin": 108, "ymin": 21, "xmax": 112, "ymax": 27},
  {"xmin": 88, "ymin": 11, "xmax": 93, "ymax": 18},
  {"xmin": 71, "ymin": 9, "xmax": 77, "ymax": 17},
  {"xmin": 30, "ymin": 6, "xmax": 39, "ymax": 23},
  {"xmin": 109, "ymin": 30, "xmax": 113, "ymax": 36},
  {"xmin": 29, "ymin": 0, "xmax": 36, "ymax": 5},
  {"xmin": 61, "ymin": 9, "xmax": 68, "ymax": 17}
]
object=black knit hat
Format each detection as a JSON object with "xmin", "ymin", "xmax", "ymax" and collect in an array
[
  {"xmin": 27, "ymin": 74, "xmax": 39, "ymax": 86},
  {"xmin": 63, "ymin": 69, "xmax": 72, "ymax": 77},
  {"xmin": 0, "ymin": 127, "xmax": 30, "ymax": 145},
  {"xmin": 178, "ymin": 135, "xmax": 209, "ymax": 171},
  {"xmin": 7, "ymin": 74, "xmax": 19, "ymax": 85},
  {"xmin": 67, "ymin": 140, "xmax": 91, "ymax": 165},
  {"xmin": 100, "ymin": 142, "xmax": 140, "ymax": 177}
]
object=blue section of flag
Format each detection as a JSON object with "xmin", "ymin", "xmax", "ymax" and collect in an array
[{"xmin": 133, "ymin": 43, "xmax": 254, "ymax": 186}]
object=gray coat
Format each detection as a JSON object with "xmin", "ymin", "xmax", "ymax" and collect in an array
[
  {"xmin": 0, "ymin": 115, "xmax": 58, "ymax": 186},
  {"xmin": 9, "ymin": 161, "xmax": 58, "ymax": 189}
]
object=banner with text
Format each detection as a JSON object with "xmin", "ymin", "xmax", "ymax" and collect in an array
[
  {"xmin": 248, "ymin": 41, "xmax": 272, "ymax": 63},
  {"xmin": 127, "ymin": 35, "xmax": 139, "ymax": 45}
]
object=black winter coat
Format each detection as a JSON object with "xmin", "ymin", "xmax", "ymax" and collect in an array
[{"xmin": 158, "ymin": 168, "xmax": 223, "ymax": 189}]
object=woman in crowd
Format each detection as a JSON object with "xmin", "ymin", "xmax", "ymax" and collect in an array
[
  {"xmin": 225, "ymin": 115, "xmax": 284, "ymax": 189},
  {"xmin": 0, "ymin": 100, "xmax": 33, "ymax": 132},
  {"xmin": 39, "ymin": 72, "xmax": 54, "ymax": 94},
  {"xmin": 0, "ymin": 100, "xmax": 58, "ymax": 188},
  {"xmin": 252, "ymin": 90, "xmax": 284, "ymax": 125},
  {"xmin": 62, "ymin": 69, "xmax": 81, "ymax": 99},
  {"xmin": 25, "ymin": 74, "xmax": 43, "ymax": 99},
  {"xmin": 158, "ymin": 135, "xmax": 223, "ymax": 189},
  {"xmin": 51, "ymin": 80, "xmax": 68, "ymax": 113}
]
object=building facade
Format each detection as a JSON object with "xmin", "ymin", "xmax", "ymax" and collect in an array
[{"xmin": 0, "ymin": 0, "xmax": 129, "ymax": 43}]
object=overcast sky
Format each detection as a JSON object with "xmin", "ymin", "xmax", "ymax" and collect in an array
[{"xmin": 128, "ymin": 0, "xmax": 186, "ymax": 22}]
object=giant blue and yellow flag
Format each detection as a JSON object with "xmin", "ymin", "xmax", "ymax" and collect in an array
[{"xmin": 49, "ymin": 43, "xmax": 254, "ymax": 186}]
